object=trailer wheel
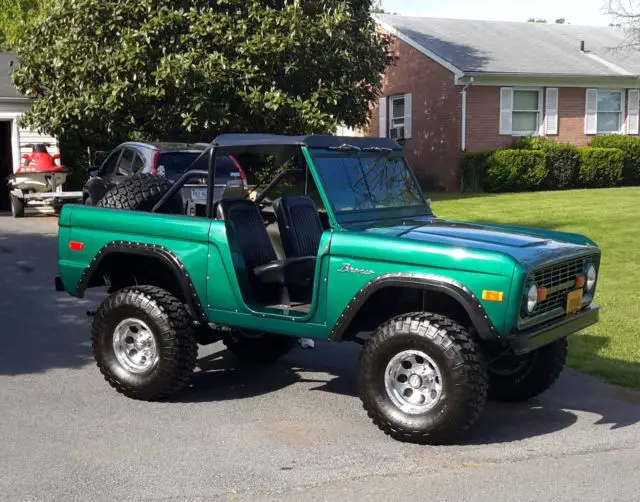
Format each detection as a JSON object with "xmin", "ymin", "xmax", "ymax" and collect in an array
[{"xmin": 10, "ymin": 195, "xmax": 25, "ymax": 218}]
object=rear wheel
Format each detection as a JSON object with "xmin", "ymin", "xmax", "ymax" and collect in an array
[
  {"xmin": 487, "ymin": 338, "xmax": 567, "ymax": 402},
  {"xmin": 223, "ymin": 330, "xmax": 296, "ymax": 363},
  {"xmin": 91, "ymin": 285, "xmax": 197, "ymax": 400},
  {"xmin": 97, "ymin": 173, "xmax": 183, "ymax": 213},
  {"xmin": 358, "ymin": 312, "xmax": 488, "ymax": 445},
  {"xmin": 10, "ymin": 195, "xmax": 25, "ymax": 218}
]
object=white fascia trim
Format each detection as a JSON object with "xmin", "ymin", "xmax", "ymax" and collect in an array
[
  {"xmin": 580, "ymin": 51, "xmax": 633, "ymax": 76},
  {"xmin": 373, "ymin": 15, "xmax": 464, "ymax": 78}
]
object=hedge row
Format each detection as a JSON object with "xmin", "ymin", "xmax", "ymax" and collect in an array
[
  {"xmin": 588, "ymin": 135, "xmax": 640, "ymax": 185},
  {"xmin": 461, "ymin": 137, "xmax": 626, "ymax": 193}
]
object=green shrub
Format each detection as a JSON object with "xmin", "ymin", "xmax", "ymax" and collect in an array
[
  {"xmin": 577, "ymin": 147, "xmax": 624, "ymax": 188},
  {"xmin": 460, "ymin": 151, "xmax": 493, "ymax": 192},
  {"xmin": 545, "ymin": 144, "xmax": 580, "ymax": 190},
  {"xmin": 512, "ymin": 137, "xmax": 579, "ymax": 189},
  {"xmin": 589, "ymin": 135, "xmax": 640, "ymax": 185},
  {"xmin": 485, "ymin": 150, "xmax": 548, "ymax": 192},
  {"xmin": 511, "ymin": 136, "xmax": 556, "ymax": 151}
]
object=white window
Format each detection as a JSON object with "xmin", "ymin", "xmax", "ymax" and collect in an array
[
  {"xmin": 500, "ymin": 87, "xmax": 543, "ymax": 136},
  {"xmin": 512, "ymin": 89, "xmax": 542, "ymax": 134},
  {"xmin": 585, "ymin": 89, "xmax": 625, "ymax": 134},
  {"xmin": 390, "ymin": 95, "xmax": 406, "ymax": 138},
  {"xmin": 597, "ymin": 91, "xmax": 623, "ymax": 133},
  {"xmin": 378, "ymin": 94, "xmax": 412, "ymax": 139}
]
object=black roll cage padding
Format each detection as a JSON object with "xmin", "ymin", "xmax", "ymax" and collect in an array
[
  {"xmin": 151, "ymin": 144, "xmax": 219, "ymax": 217},
  {"xmin": 253, "ymin": 169, "xmax": 302, "ymax": 205},
  {"xmin": 151, "ymin": 168, "xmax": 210, "ymax": 214}
]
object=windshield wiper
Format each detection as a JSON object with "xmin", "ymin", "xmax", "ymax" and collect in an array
[
  {"xmin": 329, "ymin": 144, "xmax": 361, "ymax": 152},
  {"xmin": 362, "ymin": 147, "xmax": 392, "ymax": 154}
]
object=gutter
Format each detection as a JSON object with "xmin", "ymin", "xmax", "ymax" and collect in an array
[
  {"xmin": 460, "ymin": 78, "xmax": 474, "ymax": 151},
  {"xmin": 459, "ymin": 71, "xmax": 640, "ymax": 79}
]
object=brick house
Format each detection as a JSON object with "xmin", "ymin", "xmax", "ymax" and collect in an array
[{"xmin": 368, "ymin": 15, "xmax": 640, "ymax": 191}]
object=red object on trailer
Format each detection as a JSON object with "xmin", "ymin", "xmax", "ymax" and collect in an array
[{"xmin": 16, "ymin": 143, "xmax": 67, "ymax": 175}]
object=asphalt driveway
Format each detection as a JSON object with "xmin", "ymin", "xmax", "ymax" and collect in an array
[{"xmin": 1, "ymin": 214, "xmax": 639, "ymax": 501}]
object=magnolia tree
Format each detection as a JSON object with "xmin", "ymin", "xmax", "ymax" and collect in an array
[{"xmin": 12, "ymin": 0, "xmax": 393, "ymax": 152}]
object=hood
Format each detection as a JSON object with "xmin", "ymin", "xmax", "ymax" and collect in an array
[{"xmin": 354, "ymin": 216, "xmax": 599, "ymax": 270}]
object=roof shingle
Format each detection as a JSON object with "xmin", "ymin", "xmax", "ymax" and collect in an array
[{"xmin": 376, "ymin": 15, "xmax": 640, "ymax": 77}]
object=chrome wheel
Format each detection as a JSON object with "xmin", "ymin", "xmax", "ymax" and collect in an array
[
  {"xmin": 112, "ymin": 318, "xmax": 158, "ymax": 374},
  {"xmin": 384, "ymin": 350, "xmax": 443, "ymax": 414}
]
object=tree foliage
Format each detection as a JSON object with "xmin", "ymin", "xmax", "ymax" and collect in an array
[
  {"xmin": 12, "ymin": 0, "xmax": 393, "ymax": 150},
  {"xmin": 0, "ymin": 0, "xmax": 47, "ymax": 50}
]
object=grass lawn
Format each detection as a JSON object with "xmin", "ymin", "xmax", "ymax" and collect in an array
[{"xmin": 429, "ymin": 187, "xmax": 640, "ymax": 389}]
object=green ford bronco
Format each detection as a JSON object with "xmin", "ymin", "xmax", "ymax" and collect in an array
[{"xmin": 55, "ymin": 134, "xmax": 601, "ymax": 444}]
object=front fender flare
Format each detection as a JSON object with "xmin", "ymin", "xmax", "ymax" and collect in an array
[
  {"xmin": 328, "ymin": 273, "xmax": 499, "ymax": 342},
  {"xmin": 76, "ymin": 241, "xmax": 206, "ymax": 321}
]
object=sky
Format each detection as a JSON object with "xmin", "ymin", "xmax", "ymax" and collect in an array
[{"xmin": 380, "ymin": 0, "xmax": 615, "ymax": 26}]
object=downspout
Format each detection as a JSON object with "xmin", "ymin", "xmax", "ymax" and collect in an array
[{"xmin": 460, "ymin": 77, "xmax": 474, "ymax": 151}]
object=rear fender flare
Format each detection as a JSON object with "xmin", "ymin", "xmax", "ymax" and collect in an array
[
  {"xmin": 328, "ymin": 273, "xmax": 498, "ymax": 342},
  {"xmin": 76, "ymin": 241, "xmax": 206, "ymax": 321}
]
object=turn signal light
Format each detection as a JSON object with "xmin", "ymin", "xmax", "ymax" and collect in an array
[
  {"xmin": 537, "ymin": 287, "xmax": 548, "ymax": 302},
  {"xmin": 575, "ymin": 274, "xmax": 586, "ymax": 289},
  {"xmin": 482, "ymin": 290, "xmax": 504, "ymax": 302},
  {"xmin": 69, "ymin": 241, "xmax": 84, "ymax": 252}
]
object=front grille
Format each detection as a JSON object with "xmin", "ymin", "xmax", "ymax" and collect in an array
[{"xmin": 530, "ymin": 256, "xmax": 586, "ymax": 317}]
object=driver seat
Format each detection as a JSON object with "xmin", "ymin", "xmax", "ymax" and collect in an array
[{"xmin": 215, "ymin": 198, "xmax": 316, "ymax": 302}]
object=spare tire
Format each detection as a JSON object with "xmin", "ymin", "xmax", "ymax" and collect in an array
[{"xmin": 97, "ymin": 174, "xmax": 184, "ymax": 214}]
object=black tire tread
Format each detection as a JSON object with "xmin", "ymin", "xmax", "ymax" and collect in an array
[
  {"xmin": 96, "ymin": 173, "xmax": 182, "ymax": 213},
  {"xmin": 359, "ymin": 312, "xmax": 488, "ymax": 445},
  {"xmin": 91, "ymin": 285, "xmax": 197, "ymax": 400},
  {"xmin": 488, "ymin": 338, "xmax": 567, "ymax": 402},
  {"xmin": 11, "ymin": 195, "xmax": 25, "ymax": 218}
]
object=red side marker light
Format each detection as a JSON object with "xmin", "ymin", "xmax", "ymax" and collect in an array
[{"xmin": 69, "ymin": 241, "xmax": 84, "ymax": 252}]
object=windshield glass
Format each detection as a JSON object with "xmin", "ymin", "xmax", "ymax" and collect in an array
[{"xmin": 311, "ymin": 153, "xmax": 426, "ymax": 213}]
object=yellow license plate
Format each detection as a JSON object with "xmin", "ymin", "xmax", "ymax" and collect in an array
[{"xmin": 566, "ymin": 289, "xmax": 583, "ymax": 315}]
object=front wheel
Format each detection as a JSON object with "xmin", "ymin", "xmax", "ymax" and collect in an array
[
  {"xmin": 91, "ymin": 285, "xmax": 198, "ymax": 400},
  {"xmin": 10, "ymin": 195, "xmax": 25, "ymax": 218},
  {"xmin": 487, "ymin": 338, "xmax": 567, "ymax": 402},
  {"xmin": 358, "ymin": 313, "xmax": 488, "ymax": 445}
]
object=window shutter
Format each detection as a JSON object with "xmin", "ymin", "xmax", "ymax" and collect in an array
[
  {"xmin": 545, "ymin": 88, "xmax": 559, "ymax": 135},
  {"xmin": 403, "ymin": 93, "xmax": 412, "ymax": 139},
  {"xmin": 379, "ymin": 97, "xmax": 388, "ymax": 137},
  {"xmin": 628, "ymin": 89, "xmax": 640, "ymax": 135},
  {"xmin": 499, "ymin": 87, "xmax": 513, "ymax": 135},
  {"xmin": 585, "ymin": 89, "xmax": 598, "ymax": 135}
]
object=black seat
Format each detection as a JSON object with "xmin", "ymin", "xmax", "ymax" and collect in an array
[
  {"xmin": 216, "ymin": 198, "xmax": 315, "ymax": 294},
  {"xmin": 273, "ymin": 196, "xmax": 324, "ymax": 258}
]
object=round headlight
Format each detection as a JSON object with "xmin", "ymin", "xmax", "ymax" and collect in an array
[
  {"xmin": 586, "ymin": 264, "xmax": 597, "ymax": 291},
  {"xmin": 526, "ymin": 284, "xmax": 538, "ymax": 313}
]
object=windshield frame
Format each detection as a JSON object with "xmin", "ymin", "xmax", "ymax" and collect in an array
[{"xmin": 306, "ymin": 147, "xmax": 431, "ymax": 226}]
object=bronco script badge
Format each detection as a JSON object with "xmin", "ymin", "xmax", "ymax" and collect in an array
[{"xmin": 338, "ymin": 263, "xmax": 375, "ymax": 276}]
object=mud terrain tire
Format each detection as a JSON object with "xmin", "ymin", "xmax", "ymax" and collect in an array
[
  {"xmin": 487, "ymin": 338, "xmax": 567, "ymax": 402},
  {"xmin": 91, "ymin": 285, "xmax": 197, "ymax": 400},
  {"xmin": 96, "ymin": 173, "xmax": 183, "ymax": 213},
  {"xmin": 358, "ymin": 312, "xmax": 488, "ymax": 445}
]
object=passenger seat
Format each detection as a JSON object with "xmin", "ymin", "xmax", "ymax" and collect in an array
[
  {"xmin": 273, "ymin": 196, "xmax": 324, "ymax": 258},
  {"xmin": 215, "ymin": 198, "xmax": 316, "ymax": 303}
]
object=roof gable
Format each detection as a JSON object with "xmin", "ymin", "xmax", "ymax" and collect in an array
[
  {"xmin": 0, "ymin": 52, "xmax": 21, "ymax": 98},
  {"xmin": 375, "ymin": 15, "xmax": 640, "ymax": 77}
]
